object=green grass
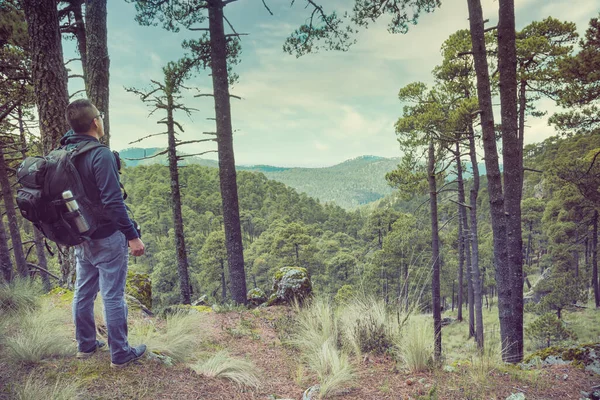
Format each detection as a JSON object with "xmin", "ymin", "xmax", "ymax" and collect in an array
[
  {"xmin": 396, "ymin": 316, "xmax": 433, "ymax": 372},
  {"xmin": 129, "ymin": 311, "xmax": 206, "ymax": 362},
  {"xmin": 12, "ymin": 374, "xmax": 80, "ymax": 400},
  {"xmin": 191, "ymin": 351, "xmax": 260, "ymax": 388},
  {"xmin": 1, "ymin": 304, "xmax": 73, "ymax": 364},
  {"xmin": 0, "ymin": 278, "xmax": 42, "ymax": 316}
]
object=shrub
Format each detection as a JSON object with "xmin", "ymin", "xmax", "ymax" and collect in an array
[
  {"xmin": 2, "ymin": 304, "xmax": 73, "ymax": 364},
  {"xmin": 396, "ymin": 317, "xmax": 433, "ymax": 372},
  {"xmin": 129, "ymin": 311, "xmax": 205, "ymax": 362},
  {"xmin": 191, "ymin": 351, "xmax": 260, "ymax": 388},
  {"xmin": 311, "ymin": 338, "xmax": 355, "ymax": 398},
  {"xmin": 0, "ymin": 279, "xmax": 41, "ymax": 316},
  {"xmin": 526, "ymin": 312, "xmax": 577, "ymax": 349}
]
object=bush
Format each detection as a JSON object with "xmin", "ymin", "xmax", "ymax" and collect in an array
[
  {"xmin": 526, "ymin": 312, "xmax": 577, "ymax": 349},
  {"xmin": 0, "ymin": 279, "xmax": 41, "ymax": 316},
  {"xmin": 2, "ymin": 304, "xmax": 73, "ymax": 364},
  {"xmin": 191, "ymin": 351, "xmax": 260, "ymax": 388},
  {"xmin": 338, "ymin": 295, "xmax": 404, "ymax": 357},
  {"xmin": 129, "ymin": 311, "xmax": 205, "ymax": 362},
  {"xmin": 396, "ymin": 317, "xmax": 433, "ymax": 372}
]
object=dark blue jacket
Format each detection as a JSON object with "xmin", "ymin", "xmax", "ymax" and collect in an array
[{"xmin": 60, "ymin": 131, "xmax": 139, "ymax": 241}]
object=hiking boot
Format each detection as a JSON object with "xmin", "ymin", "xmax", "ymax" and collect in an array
[
  {"xmin": 76, "ymin": 340, "xmax": 107, "ymax": 359},
  {"xmin": 110, "ymin": 344, "xmax": 147, "ymax": 368}
]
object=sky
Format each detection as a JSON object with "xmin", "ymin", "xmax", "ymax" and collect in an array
[{"xmin": 63, "ymin": 0, "xmax": 600, "ymax": 167}]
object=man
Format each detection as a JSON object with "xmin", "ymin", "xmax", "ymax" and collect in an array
[{"xmin": 64, "ymin": 98, "xmax": 146, "ymax": 368}]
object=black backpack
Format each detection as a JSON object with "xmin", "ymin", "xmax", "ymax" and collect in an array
[{"xmin": 15, "ymin": 141, "xmax": 107, "ymax": 246}]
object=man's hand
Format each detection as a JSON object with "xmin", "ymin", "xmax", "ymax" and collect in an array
[{"xmin": 128, "ymin": 238, "xmax": 145, "ymax": 257}]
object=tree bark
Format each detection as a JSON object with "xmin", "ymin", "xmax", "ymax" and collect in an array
[
  {"xmin": 466, "ymin": 0, "xmax": 513, "ymax": 362},
  {"xmin": 456, "ymin": 147, "xmax": 464, "ymax": 322},
  {"xmin": 0, "ymin": 147, "xmax": 28, "ymax": 278},
  {"xmin": 0, "ymin": 214, "xmax": 13, "ymax": 282},
  {"xmin": 166, "ymin": 94, "xmax": 192, "ymax": 305},
  {"xmin": 593, "ymin": 210, "xmax": 599, "ymax": 308},
  {"xmin": 22, "ymin": 0, "xmax": 70, "ymax": 152},
  {"xmin": 428, "ymin": 140, "xmax": 442, "ymax": 361},
  {"xmin": 208, "ymin": 0, "xmax": 247, "ymax": 305},
  {"xmin": 498, "ymin": 0, "xmax": 524, "ymax": 363},
  {"xmin": 85, "ymin": 0, "xmax": 110, "ymax": 146},
  {"xmin": 468, "ymin": 123, "xmax": 484, "ymax": 349}
]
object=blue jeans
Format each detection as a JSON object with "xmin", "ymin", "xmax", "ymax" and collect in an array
[{"xmin": 72, "ymin": 230, "xmax": 131, "ymax": 363}]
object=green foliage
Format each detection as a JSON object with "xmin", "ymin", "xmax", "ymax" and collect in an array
[
  {"xmin": 333, "ymin": 284, "xmax": 354, "ymax": 306},
  {"xmin": 526, "ymin": 313, "xmax": 577, "ymax": 349},
  {"xmin": 191, "ymin": 351, "xmax": 260, "ymax": 389}
]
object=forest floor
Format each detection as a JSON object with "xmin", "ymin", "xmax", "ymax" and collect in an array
[{"xmin": 1, "ymin": 303, "xmax": 599, "ymax": 400}]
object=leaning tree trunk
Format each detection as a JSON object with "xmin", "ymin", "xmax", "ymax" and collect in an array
[
  {"xmin": 0, "ymin": 211, "xmax": 13, "ymax": 282},
  {"xmin": 428, "ymin": 140, "xmax": 442, "ymax": 361},
  {"xmin": 85, "ymin": 0, "xmax": 110, "ymax": 146},
  {"xmin": 593, "ymin": 210, "xmax": 599, "ymax": 308},
  {"xmin": 466, "ymin": 0, "xmax": 513, "ymax": 362},
  {"xmin": 0, "ymin": 147, "xmax": 28, "ymax": 277},
  {"xmin": 468, "ymin": 123, "xmax": 484, "ymax": 349},
  {"xmin": 166, "ymin": 95, "xmax": 192, "ymax": 305},
  {"xmin": 498, "ymin": 0, "xmax": 524, "ymax": 363},
  {"xmin": 208, "ymin": 0, "xmax": 247, "ymax": 305}
]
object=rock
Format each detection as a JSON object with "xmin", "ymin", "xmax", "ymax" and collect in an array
[
  {"xmin": 303, "ymin": 385, "xmax": 320, "ymax": 400},
  {"xmin": 522, "ymin": 344, "xmax": 600, "ymax": 372},
  {"xmin": 247, "ymin": 287, "xmax": 267, "ymax": 306},
  {"xmin": 126, "ymin": 294, "xmax": 153, "ymax": 317},
  {"xmin": 506, "ymin": 393, "xmax": 526, "ymax": 400},
  {"xmin": 268, "ymin": 267, "xmax": 312, "ymax": 306},
  {"xmin": 441, "ymin": 317, "xmax": 456, "ymax": 327},
  {"xmin": 191, "ymin": 295, "xmax": 209, "ymax": 307},
  {"xmin": 126, "ymin": 271, "xmax": 152, "ymax": 310}
]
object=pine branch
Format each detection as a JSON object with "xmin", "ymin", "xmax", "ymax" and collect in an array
[
  {"xmin": 174, "ymin": 139, "xmax": 216, "ymax": 147},
  {"xmin": 128, "ymin": 132, "xmax": 168, "ymax": 145},
  {"xmin": 177, "ymin": 150, "xmax": 217, "ymax": 159},
  {"xmin": 124, "ymin": 149, "xmax": 169, "ymax": 161}
]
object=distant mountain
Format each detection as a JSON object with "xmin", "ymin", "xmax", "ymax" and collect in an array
[{"xmin": 118, "ymin": 148, "xmax": 400, "ymax": 209}]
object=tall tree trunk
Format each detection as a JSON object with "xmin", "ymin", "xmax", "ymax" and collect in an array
[
  {"xmin": 456, "ymin": 147, "xmax": 464, "ymax": 322},
  {"xmin": 220, "ymin": 259, "xmax": 227, "ymax": 302},
  {"xmin": 0, "ymin": 215, "xmax": 13, "ymax": 282},
  {"xmin": 0, "ymin": 147, "xmax": 28, "ymax": 277},
  {"xmin": 468, "ymin": 123, "xmax": 484, "ymax": 349},
  {"xmin": 18, "ymin": 107, "xmax": 51, "ymax": 290},
  {"xmin": 22, "ymin": 0, "xmax": 70, "ymax": 152},
  {"xmin": 457, "ymin": 153, "xmax": 475, "ymax": 337},
  {"xmin": 23, "ymin": 0, "xmax": 74, "ymax": 288},
  {"xmin": 85, "ymin": 0, "xmax": 110, "ymax": 146},
  {"xmin": 498, "ymin": 0, "xmax": 524, "ymax": 363},
  {"xmin": 466, "ymin": 0, "xmax": 513, "ymax": 362},
  {"xmin": 428, "ymin": 140, "xmax": 442, "ymax": 361},
  {"xmin": 166, "ymin": 97, "xmax": 191, "ymax": 305},
  {"xmin": 72, "ymin": 0, "xmax": 87, "ymax": 81},
  {"xmin": 592, "ymin": 210, "xmax": 599, "ymax": 308},
  {"xmin": 208, "ymin": 0, "xmax": 247, "ymax": 305}
]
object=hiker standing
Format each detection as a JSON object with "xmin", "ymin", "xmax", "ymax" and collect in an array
[{"xmin": 64, "ymin": 98, "xmax": 146, "ymax": 367}]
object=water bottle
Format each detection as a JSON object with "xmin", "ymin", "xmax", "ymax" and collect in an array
[{"xmin": 62, "ymin": 190, "xmax": 90, "ymax": 233}]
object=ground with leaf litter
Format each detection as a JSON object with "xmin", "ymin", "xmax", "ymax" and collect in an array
[{"xmin": 0, "ymin": 305, "xmax": 598, "ymax": 399}]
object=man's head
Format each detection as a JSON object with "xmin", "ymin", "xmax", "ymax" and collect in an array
[{"xmin": 65, "ymin": 99, "xmax": 104, "ymax": 139}]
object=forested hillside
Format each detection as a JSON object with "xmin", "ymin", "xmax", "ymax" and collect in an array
[{"xmin": 120, "ymin": 148, "xmax": 399, "ymax": 209}]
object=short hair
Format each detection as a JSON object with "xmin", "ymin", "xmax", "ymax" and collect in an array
[{"xmin": 65, "ymin": 99, "xmax": 97, "ymax": 134}]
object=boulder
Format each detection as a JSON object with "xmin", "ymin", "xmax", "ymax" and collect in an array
[
  {"xmin": 126, "ymin": 271, "xmax": 152, "ymax": 310},
  {"xmin": 269, "ymin": 267, "xmax": 312, "ymax": 306},
  {"xmin": 247, "ymin": 288, "xmax": 267, "ymax": 306}
]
